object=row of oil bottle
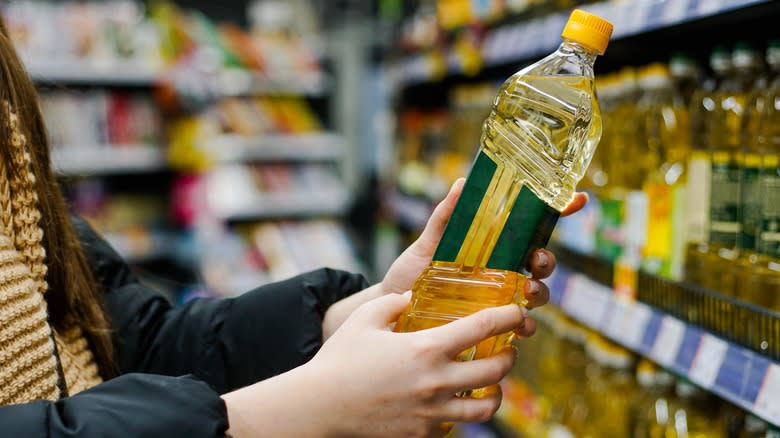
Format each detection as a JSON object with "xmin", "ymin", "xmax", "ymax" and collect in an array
[
  {"xmin": 496, "ymin": 307, "xmax": 779, "ymax": 438},
  {"xmin": 557, "ymin": 40, "xmax": 780, "ymax": 311}
]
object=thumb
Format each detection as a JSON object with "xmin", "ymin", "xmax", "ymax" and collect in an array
[
  {"xmin": 413, "ymin": 178, "xmax": 465, "ymax": 255},
  {"xmin": 353, "ymin": 291, "xmax": 412, "ymax": 328}
]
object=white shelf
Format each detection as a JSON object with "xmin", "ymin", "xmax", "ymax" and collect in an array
[
  {"xmin": 547, "ymin": 264, "xmax": 780, "ymax": 427},
  {"xmin": 51, "ymin": 145, "xmax": 167, "ymax": 175},
  {"xmin": 204, "ymin": 133, "xmax": 344, "ymax": 163},
  {"xmin": 24, "ymin": 57, "xmax": 159, "ymax": 86},
  {"xmin": 104, "ymin": 231, "xmax": 173, "ymax": 263},
  {"xmin": 401, "ymin": 0, "xmax": 770, "ymax": 84},
  {"xmin": 208, "ymin": 189, "xmax": 350, "ymax": 221},
  {"xmin": 215, "ymin": 68, "xmax": 329, "ymax": 97}
]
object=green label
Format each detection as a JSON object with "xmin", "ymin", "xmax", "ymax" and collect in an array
[
  {"xmin": 487, "ymin": 186, "xmax": 560, "ymax": 272},
  {"xmin": 759, "ymin": 169, "xmax": 780, "ymax": 257},
  {"xmin": 709, "ymin": 160, "xmax": 740, "ymax": 246},
  {"xmin": 596, "ymin": 198, "xmax": 623, "ymax": 261},
  {"xmin": 739, "ymin": 165, "xmax": 761, "ymax": 250},
  {"xmin": 432, "ymin": 150, "xmax": 559, "ymax": 272},
  {"xmin": 433, "ymin": 151, "xmax": 497, "ymax": 263}
]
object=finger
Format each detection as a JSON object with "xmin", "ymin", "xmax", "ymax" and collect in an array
[
  {"xmin": 523, "ymin": 280, "xmax": 549, "ymax": 309},
  {"xmin": 514, "ymin": 316, "xmax": 537, "ymax": 338},
  {"xmin": 413, "ymin": 178, "xmax": 465, "ymax": 255},
  {"xmin": 432, "ymin": 305, "xmax": 525, "ymax": 356},
  {"xmin": 527, "ymin": 249, "xmax": 556, "ymax": 279},
  {"xmin": 561, "ymin": 192, "xmax": 589, "ymax": 217},
  {"xmin": 353, "ymin": 291, "xmax": 411, "ymax": 328},
  {"xmin": 444, "ymin": 348, "xmax": 515, "ymax": 394},
  {"xmin": 436, "ymin": 386, "xmax": 503, "ymax": 423}
]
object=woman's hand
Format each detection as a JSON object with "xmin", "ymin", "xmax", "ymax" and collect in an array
[
  {"xmin": 382, "ymin": 178, "xmax": 589, "ymax": 306},
  {"xmin": 224, "ymin": 292, "xmax": 527, "ymax": 438},
  {"xmin": 323, "ymin": 181, "xmax": 588, "ymax": 341}
]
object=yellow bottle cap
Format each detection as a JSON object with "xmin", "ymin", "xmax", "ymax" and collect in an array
[{"xmin": 561, "ymin": 9, "xmax": 613, "ymax": 55}]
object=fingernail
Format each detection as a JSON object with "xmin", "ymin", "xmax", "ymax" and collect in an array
[
  {"xmin": 536, "ymin": 251, "xmax": 549, "ymax": 268},
  {"xmin": 526, "ymin": 281, "xmax": 540, "ymax": 296}
]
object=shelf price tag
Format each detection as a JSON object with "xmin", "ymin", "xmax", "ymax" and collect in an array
[
  {"xmin": 561, "ymin": 275, "xmax": 610, "ymax": 329},
  {"xmin": 689, "ymin": 334, "xmax": 728, "ymax": 389},
  {"xmin": 754, "ymin": 364, "xmax": 780, "ymax": 425},
  {"xmin": 697, "ymin": 0, "xmax": 725, "ymax": 15},
  {"xmin": 651, "ymin": 316, "xmax": 686, "ymax": 367},
  {"xmin": 662, "ymin": 0, "xmax": 692, "ymax": 24},
  {"xmin": 620, "ymin": 302, "xmax": 653, "ymax": 349}
]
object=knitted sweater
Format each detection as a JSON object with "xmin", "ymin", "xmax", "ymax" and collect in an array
[{"xmin": 0, "ymin": 103, "xmax": 101, "ymax": 404}]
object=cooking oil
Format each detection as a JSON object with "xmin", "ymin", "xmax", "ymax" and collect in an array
[
  {"xmin": 736, "ymin": 41, "xmax": 780, "ymax": 311},
  {"xmin": 633, "ymin": 360, "xmax": 675, "ymax": 438},
  {"xmin": 596, "ymin": 68, "xmax": 641, "ymax": 261},
  {"xmin": 685, "ymin": 47, "xmax": 732, "ymax": 286},
  {"xmin": 705, "ymin": 43, "xmax": 764, "ymax": 295},
  {"xmin": 395, "ymin": 10, "xmax": 613, "ymax": 381},
  {"xmin": 667, "ymin": 380, "xmax": 726, "ymax": 438},
  {"xmin": 640, "ymin": 63, "xmax": 690, "ymax": 280}
]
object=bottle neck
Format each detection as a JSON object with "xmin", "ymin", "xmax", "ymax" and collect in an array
[{"xmin": 559, "ymin": 39, "xmax": 599, "ymax": 66}]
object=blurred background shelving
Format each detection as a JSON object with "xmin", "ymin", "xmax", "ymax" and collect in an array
[{"xmin": 7, "ymin": 0, "xmax": 780, "ymax": 436}]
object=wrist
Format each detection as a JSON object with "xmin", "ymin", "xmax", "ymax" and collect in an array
[{"xmin": 223, "ymin": 363, "xmax": 338, "ymax": 438}]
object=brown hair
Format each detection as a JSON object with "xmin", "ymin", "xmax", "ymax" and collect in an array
[{"xmin": 0, "ymin": 18, "xmax": 114, "ymax": 378}]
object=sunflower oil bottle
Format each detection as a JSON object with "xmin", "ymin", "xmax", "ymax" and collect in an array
[
  {"xmin": 596, "ymin": 68, "xmax": 641, "ymax": 261},
  {"xmin": 685, "ymin": 47, "xmax": 733, "ymax": 286},
  {"xmin": 395, "ymin": 10, "xmax": 613, "ymax": 367},
  {"xmin": 737, "ymin": 42, "xmax": 780, "ymax": 312},
  {"xmin": 667, "ymin": 380, "xmax": 726, "ymax": 438},
  {"xmin": 581, "ymin": 335, "xmax": 636, "ymax": 438},
  {"xmin": 704, "ymin": 43, "xmax": 764, "ymax": 295},
  {"xmin": 670, "ymin": 53, "xmax": 702, "ymax": 107},
  {"xmin": 639, "ymin": 63, "xmax": 690, "ymax": 279},
  {"xmin": 632, "ymin": 360, "xmax": 676, "ymax": 438}
]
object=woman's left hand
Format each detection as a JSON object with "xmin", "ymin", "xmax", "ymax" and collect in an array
[{"xmin": 381, "ymin": 178, "xmax": 588, "ymax": 333}]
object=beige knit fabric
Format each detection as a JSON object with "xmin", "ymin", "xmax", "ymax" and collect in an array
[{"xmin": 0, "ymin": 103, "xmax": 102, "ymax": 405}]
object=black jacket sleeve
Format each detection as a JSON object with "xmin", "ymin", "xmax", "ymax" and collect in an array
[
  {"xmin": 0, "ymin": 374, "xmax": 228, "ymax": 438},
  {"xmin": 72, "ymin": 217, "xmax": 370, "ymax": 393}
]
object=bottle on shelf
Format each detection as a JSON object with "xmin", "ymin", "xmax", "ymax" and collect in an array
[
  {"xmin": 632, "ymin": 359, "xmax": 675, "ymax": 438},
  {"xmin": 393, "ymin": 8, "xmax": 613, "ymax": 384},
  {"xmin": 685, "ymin": 47, "xmax": 732, "ymax": 288},
  {"xmin": 596, "ymin": 68, "xmax": 641, "ymax": 262},
  {"xmin": 739, "ymin": 41, "xmax": 780, "ymax": 312},
  {"xmin": 581, "ymin": 335, "xmax": 637, "ymax": 438},
  {"xmin": 705, "ymin": 43, "xmax": 765, "ymax": 296},
  {"xmin": 667, "ymin": 380, "xmax": 727, "ymax": 438},
  {"xmin": 641, "ymin": 62, "xmax": 691, "ymax": 280}
]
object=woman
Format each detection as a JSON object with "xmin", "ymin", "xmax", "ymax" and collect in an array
[{"xmin": 0, "ymin": 16, "xmax": 585, "ymax": 438}]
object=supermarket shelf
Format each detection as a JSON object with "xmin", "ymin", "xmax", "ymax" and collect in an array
[
  {"xmin": 103, "ymin": 231, "xmax": 174, "ymax": 264},
  {"xmin": 547, "ymin": 253, "xmax": 780, "ymax": 427},
  {"xmin": 51, "ymin": 145, "xmax": 167, "ymax": 175},
  {"xmin": 215, "ymin": 68, "xmax": 330, "ymax": 97},
  {"xmin": 207, "ymin": 189, "xmax": 350, "ymax": 221},
  {"xmin": 401, "ymin": 0, "xmax": 770, "ymax": 85},
  {"xmin": 24, "ymin": 57, "xmax": 159, "ymax": 86},
  {"xmin": 204, "ymin": 133, "xmax": 344, "ymax": 163}
]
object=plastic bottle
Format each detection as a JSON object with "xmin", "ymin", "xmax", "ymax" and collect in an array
[
  {"xmin": 640, "ymin": 63, "xmax": 690, "ymax": 279},
  {"xmin": 394, "ymin": 10, "xmax": 613, "ymax": 368},
  {"xmin": 685, "ymin": 47, "xmax": 732, "ymax": 286},
  {"xmin": 667, "ymin": 380, "xmax": 726, "ymax": 438},
  {"xmin": 632, "ymin": 360, "xmax": 675, "ymax": 438},
  {"xmin": 741, "ymin": 41, "xmax": 780, "ymax": 311},
  {"xmin": 705, "ymin": 43, "xmax": 764, "ymax": 295},
  {"xmin": 596, "ymin": 68, "xmax": 640, "ymax": 261}
]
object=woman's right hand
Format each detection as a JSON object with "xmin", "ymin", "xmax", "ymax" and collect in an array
[{"xmin": 223, "ymin": 293, "xmax": 525, "ymax": 438}]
